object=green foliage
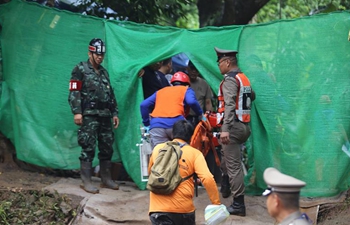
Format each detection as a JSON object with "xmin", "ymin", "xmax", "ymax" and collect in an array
[
  {"xmin": 0, "ymin": 190, "xmax": 76, "ymax": 224},
  {"xmin": 173, "ymin": 2, "xmax": 199, "ymax": 28},
  {"xmin": 0, "ymin": 201, "xmax": 11, "ymax": 225},
  {"xmin": 77, "ymin": 0, "xmax": 194, "ymax": 25},
  {"xmin": 175, "ymin": 12, "xmax": 199, "ymax": 28},
  {"xmin": 67, "ymin": 0, "xmax": 199, "ymax": 28},
  {"xmin": 255, "ymin": 0, "xmax": 349, "ymax": 23}
]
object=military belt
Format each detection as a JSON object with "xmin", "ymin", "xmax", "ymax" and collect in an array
[{"xmin": 84, "ymin": 102, "xmax": 110, "ymax": 110}]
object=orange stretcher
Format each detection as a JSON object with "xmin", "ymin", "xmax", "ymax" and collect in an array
[{"xmin": 189, "ymin": 115, "xmax": 221, "ymax": 166}]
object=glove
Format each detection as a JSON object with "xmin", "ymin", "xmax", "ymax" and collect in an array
[
  {"xmin": 143, "ymin": 126, "xmax": 150, "ymax": 133},
  {"xmin": 201, "ymin": 114, "xmax": 207, "ymax": 122}
]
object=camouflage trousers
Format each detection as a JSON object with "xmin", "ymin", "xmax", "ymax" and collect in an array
[{"xmin": 78, "ymin": 116, "xmax": 114, "ymax": 162}]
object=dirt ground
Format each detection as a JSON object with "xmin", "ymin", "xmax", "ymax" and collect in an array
[
  {"xmin": 0, "ymin": 158, "xmax": 61, "ymax": 191},
  {"xmin": 0, "ymin": 140, "xmax": 349, "ymax": 224}
]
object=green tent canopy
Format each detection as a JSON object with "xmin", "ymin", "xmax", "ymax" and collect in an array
[{"xmin": 0, "ymin": 0, "xmax": 349, "ymax": 196}]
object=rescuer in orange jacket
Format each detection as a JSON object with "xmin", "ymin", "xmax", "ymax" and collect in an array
[
  {"xmin": 148, "ymin": 120, "xmax": 221, "ymax": 225},
  {"xmin": 214, "ymin": 47, "xmax": 255, "ymax": 217},
  {"xmin": 140, "ymin": 72, "xmax": 203, "ymax": 149}
]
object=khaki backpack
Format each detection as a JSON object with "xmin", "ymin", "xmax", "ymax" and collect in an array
[{"xmin": 147, "ymin": 141, "xmax": 193, "ymax": 195}]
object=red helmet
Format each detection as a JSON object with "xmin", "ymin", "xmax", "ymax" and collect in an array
[{"xmin": 170, "ymin": 72, "xmax": 190, "ymax": 86}]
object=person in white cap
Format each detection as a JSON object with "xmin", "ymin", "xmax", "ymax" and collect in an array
[{"xmin": 263, "ymin": 167, "xmax": 313, "ymax": 225}]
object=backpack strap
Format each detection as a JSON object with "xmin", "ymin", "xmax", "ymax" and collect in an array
[
  {"xmin": 178, "ymin": 142, "xmax": 187, "ymax": 148},
  {"xmin": 176, "ymin": 141, "xmax": 195, "ymax": 182},
  {"xmin": 182, "ymin": 173, "xmax": 194, "ymax": 181}
]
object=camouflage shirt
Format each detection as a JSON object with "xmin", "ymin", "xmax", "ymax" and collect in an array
[{"xmin": 68, "ymin": 59, "xmax": 118, "ymax": 117}]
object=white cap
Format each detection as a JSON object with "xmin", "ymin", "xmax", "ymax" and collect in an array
[{"xmin": 262, "ymin": 167, "xmax": 306, "ymax": 196}]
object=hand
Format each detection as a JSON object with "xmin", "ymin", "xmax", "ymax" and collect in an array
[
  {"xmin": 138, "ymin": 69, "xmax": 145, "ymax": 77},
  {"xmin": 113, "ymin": 116, "xmax": 119, "ymax": 129},
  {"xmin": 74, "ymin": 114, "xmax": 83, "ymax": 126},
  {"xmin": 220, "ymin": 131, "xmax": 230, "ymax": 145}
]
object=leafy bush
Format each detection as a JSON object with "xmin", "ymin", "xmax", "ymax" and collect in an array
[{"xmin": 0, "ymin": 189, "xmax": 76, "ymax": 225}]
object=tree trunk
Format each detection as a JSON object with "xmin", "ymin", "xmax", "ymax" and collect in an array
[
  {"xmin": 198, "ymin": 0, "xmax": 271, "ymax": 27},
  {"xmin": 197, "ymin": 0, "xmax": 224, "ymax": 27}
]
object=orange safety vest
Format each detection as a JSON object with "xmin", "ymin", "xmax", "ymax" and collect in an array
[
  {"xmin": 217, "ymin": 72, "xmax": 253, "ymax": 123},
  {"xmin": 150, "ymin": 86, "xmax": 188, "ymax": 118}
]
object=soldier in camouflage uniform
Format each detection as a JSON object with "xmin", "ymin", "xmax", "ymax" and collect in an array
[{"xmin": 68, "ymin": 38, "xmax": 120, "ymax": 194}]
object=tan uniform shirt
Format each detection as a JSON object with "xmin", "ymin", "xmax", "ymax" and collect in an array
[
  {"xmin": 279, "ymin": 211, "xmax": 313, "ymax": 225},
  {"xmin": 221, "ymin": 72, "xmax": 239, "ymax": 132}
]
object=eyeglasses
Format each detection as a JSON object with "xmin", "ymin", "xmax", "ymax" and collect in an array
[{"xmin": 217, "ymin": 58, "xmax": 228, "ymax": 66}]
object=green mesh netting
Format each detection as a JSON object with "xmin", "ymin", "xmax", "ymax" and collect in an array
[
  {"xmin": 239, "ymin": 13, "xmax": 350, "ymax": 197},
  {"xmin": 0, "ymin": 0, "xmax": 349, "ymax": 196}
]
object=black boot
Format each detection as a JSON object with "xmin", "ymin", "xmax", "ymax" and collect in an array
[
  {"xmin": 220, "ymin": 174, "xmax": 231, "ymax": 198},
  {"xmin": 227, "ymin": 195, "xmax": 246, "ymax": 216},
  {"xmin": 80, "ymin": 161, "xmax": 99, "ymax": 194},
  {"xmin": 100, "ymin": 160, "xmax": 119, "ymax": 190}
]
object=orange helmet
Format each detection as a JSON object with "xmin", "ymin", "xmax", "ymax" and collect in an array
[{"xmin": 170, "ymin": 72, "xmax": 190, "ymax": 86}]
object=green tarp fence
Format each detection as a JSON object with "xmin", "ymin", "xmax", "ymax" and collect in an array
[{"xmin": 0, "ymin": 0, "xmax": 349, "ymax": 197}]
